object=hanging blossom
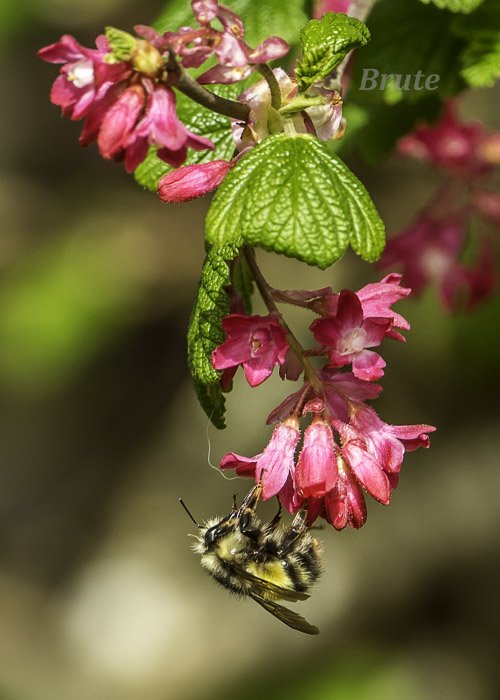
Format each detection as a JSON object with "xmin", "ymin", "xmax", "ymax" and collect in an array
[
  {"xmin": 38, "ymin": 29, "xmax": 213, "ymax": 173},
  {"xmin": 383, "ymin": 101, "xmax": 499, "ymax": 310},
  {"xmin": 212, "ymin": 314, "xmax": 290, "ymax": 387},
  {"xmin": 213, "ymin": 276, "xmax": 436, "ymax": 530}
]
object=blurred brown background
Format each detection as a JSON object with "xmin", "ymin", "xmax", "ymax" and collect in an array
[{"xmin": 0, "ymin": 1, "xmax": 499, "ymax": 698}]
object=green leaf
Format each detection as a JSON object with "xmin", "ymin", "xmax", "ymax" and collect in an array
[
  {"xmin": 351, "ymin": 0, "xmax": 467, "ymax": 102},
  {"xmin": 206, "ymin": 134, "xmax": 385, "ymax": 269},
  {"xmin": 134, "ymin": 85, "xmax": 240, "ymax": 191},
  {"xmin": 419, "ymin": 0, "xmax": 484, "ymax": 12},
  {"xmin": 453, "ymin": 0, "xmax": 500, "ymax": 87},
  {"xmin": 296, "ymin": 13, "xmax": 370, "ymax": 91},
  {"xmin": 187, "ymin": 243, "xmax": 241, "ymax": 429},
  {"xmin": 232, "ymin": 255, "xmax": 254, "ymax": 314},
  {"xmin": 154, "ymin": 0, "xmax": 307, "ymax": 47}
]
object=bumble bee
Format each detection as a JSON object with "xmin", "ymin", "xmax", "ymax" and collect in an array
[{"xmin": 181, "ymin": 483, "xmax": 322, "ymax": 634}]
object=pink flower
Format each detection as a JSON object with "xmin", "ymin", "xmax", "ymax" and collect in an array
[
  {"xmin": 319, "ymin": 275, "xmax": 411, "ymax": 343},
  {"xmin": 96, "ymin": 85, "xmax": 146, "ymax": 162},
  {"xmin": 39, "ymin": 30, "xmax": 214, "ymax": 172},
  {"xmin": 38, "ymin": 34, "xmax": 130, "ymax": 120},
  {"xmin": 381, "ymin": 213, "xmax": 494, "ymax": 311},
  {"xmin": 306, "ymin": 456, "xmax": 367, "ymax": 530},
  {"xmin": 212, "ymin": 314, "xmax": 289, "ymax": 387},
  {"xmin": 311, "ymin": 290, "xmax": 390, "ymax": 381},
  {"xmin": 220, "ymin": 416, "xmax": 300, "ymax": 503},
  {"xmin": 296, "ymin": 417, "xmax": 338, "ymax": 498},
  {"xmin": 333, "ymin": 404, "xmax": 436, "ymax": 505},
  {"xmin": 398, "ymin": 102, "xmax": 491, "ymax": 176},
  {"xmin": 158, "ymin": 160, "xmax": 232, "ymax": 202},
  {"xmin": 167, "ymin": 1, "xmax": 289, "ymax": 84}
]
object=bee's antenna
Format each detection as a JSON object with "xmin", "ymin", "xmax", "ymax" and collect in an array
[{"xmin": 179, "ymin": 497, "xmax": 201, "ymax": 527}]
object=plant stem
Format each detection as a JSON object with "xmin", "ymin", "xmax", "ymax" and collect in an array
[
  {"xmin": 166, "ymin": 52, "xmax": 250, "ymax": 122},
  {"xmin": 256, "ymin": 64, "xmax": 282, "ymax": 109},
  {"xmin": 243, "ymin": 246, "xmax": 323, "ymax": 395}
]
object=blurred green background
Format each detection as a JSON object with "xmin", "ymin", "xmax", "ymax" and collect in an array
[{"xmin": 0, "ymin": 1, "xmax": 499, "ymax": 698}]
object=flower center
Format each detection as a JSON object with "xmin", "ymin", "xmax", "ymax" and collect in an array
[
  {"xmin": 68, "ymin": 59, "xmax": 95, "ymax": 88},
  {"xmin": 339, "ymin": 327, "xmax": 367, "ymax": 355}
]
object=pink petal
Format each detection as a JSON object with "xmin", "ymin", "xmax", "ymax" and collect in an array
[
  {"xmin": 248, "ymin": 37, "xmax": 289, "ymax": 63},
  {"xmin": 197, "ymin": 64, "xmax": 252, "ymax": 84},
  {"xmin": 243, "ymin": 355, "xmax": 274, "ymax": 387},
  {"xmin": 220, "ymin": 451, "xmax": 259, "ymax": 477},
  {"xmin": 192, "ymin": 0, "xmax": 219, "ymax": 24},
  {"xmin": 38, "ymin": 34, "xmax": 84, "ymax": 63},
  {"xmin": 97, "ymin": 87, "xmax": 144, "ymax": 159},
  {"xmin": 352, "ymin": 350, "xmax": 386, "ymax": 381},
  {"xmin": 342, "ymin": 441, "xmax": 391, "ymax": 505},
  {"xmin": 212, "ymin": 336, "xmax": 252, "ymax": 369}
]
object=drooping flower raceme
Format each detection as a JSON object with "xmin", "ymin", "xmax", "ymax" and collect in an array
[{"xmin": 214, "ymin": 277, "xmax": 436, "ymax": 530}]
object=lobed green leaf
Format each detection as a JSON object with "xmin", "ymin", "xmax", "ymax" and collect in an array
[
  {"xmin": 187, "ymin": 243, "xmax": 242, "ymax": 429},
  {"xmin": 206, "ymin": 134, "xmax": 385, "ymax": 269},
  {"xmin": 296, "ymin": 12, "xmax": 370, "ymax": 91}
]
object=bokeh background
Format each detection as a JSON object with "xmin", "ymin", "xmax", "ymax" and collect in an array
[{"xmin": 1, "ymin": 1, "xmax": 499, "ymax": 698}]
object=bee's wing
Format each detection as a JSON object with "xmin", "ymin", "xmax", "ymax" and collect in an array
[
  {"xmin": 234, "ymin": 565, "xmax": 310, "ymax": 602},
  {"xmin": 250, "ymin": 593, "xmax": 319, "ymax": 635}
]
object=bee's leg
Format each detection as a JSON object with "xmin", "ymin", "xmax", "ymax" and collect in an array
[
  {"xmin": 265, "ymin": 499, "xmax": 283, "ymax": 533},
  {"xmin": 237, "ymin": 483, "xmax": 263, "ymax": 542},
  {"xmin": 278, "ymin": 507, "xmax": 308, "ymax": 555},
  {"xmin": 238, "ymin": 482, "xmax": 262, "ymax": 513}
]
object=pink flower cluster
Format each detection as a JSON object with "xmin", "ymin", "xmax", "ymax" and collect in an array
[
  {"xmin": 383, "ymin": 102, "xmax": 499, "ymax": 311},
  {"xmin": 38, "ymin": 1, "xmax": 290, "ymax": 174},
  {"xmin": 212, "ymin": 274, "xmax": 436, "ymax": 530},
  {"xmin": 38, "ymin": 32, "xmax": 213, "ymax": 173},
  {"xmin": 164, "ymin": 0, "xmax": 289, "ymax": 84}
]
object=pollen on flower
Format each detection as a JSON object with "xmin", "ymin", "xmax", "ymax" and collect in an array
[
  {"xmin": 68, "ymin": 60, "xmax": 94, "ymax": 87},
  {"xmin": 339, "ymin": 328, "xmax": 368, "ymax": 355}
]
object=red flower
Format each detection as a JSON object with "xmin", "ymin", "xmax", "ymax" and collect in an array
[
  {"xmin": 311, "ymin": 290, "xmax": 390, "ymax": 381},
  {"xmin": 212, "ymin": 314, "xmax": 289, "ymax": 387},
  {"xmin": 220, "ymin": 416, "xmax": 300, "ymax": 504}
]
